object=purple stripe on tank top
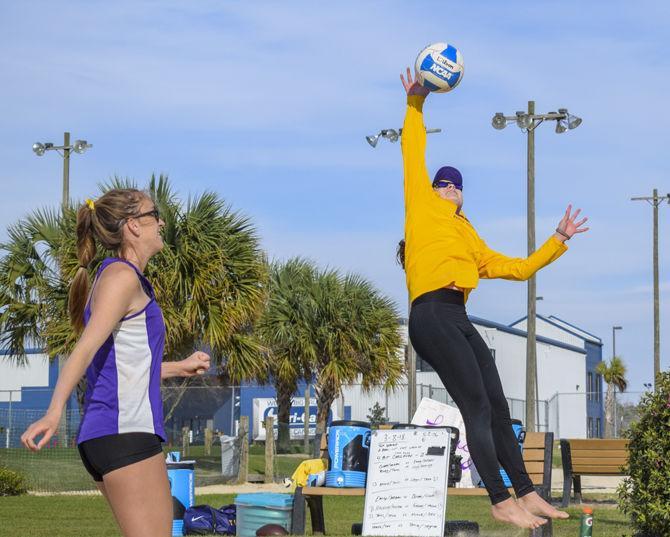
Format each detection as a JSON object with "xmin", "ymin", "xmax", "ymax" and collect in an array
[{"xmin": 146, "ymin": 303, "xmax": 166, "ymax": 439}]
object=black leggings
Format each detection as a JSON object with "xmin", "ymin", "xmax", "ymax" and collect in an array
[{"xmin": 409, "ymin": 288, "xmax": 534, "ymax": 505}]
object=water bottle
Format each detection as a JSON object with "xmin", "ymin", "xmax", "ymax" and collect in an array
[{"xmin": 579, "ymin": 507, "xmax": 593, "ymax": 537}]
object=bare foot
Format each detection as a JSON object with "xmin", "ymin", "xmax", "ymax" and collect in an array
[
  {"xmin": 518, "ymin": 491, "xmax": 570, "ymax": 519},
  {"xmin": 491, "ymin": 498, "xmax": 548, "ymax": 529}
]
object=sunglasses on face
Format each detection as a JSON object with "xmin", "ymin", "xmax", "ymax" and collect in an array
[
  {"xmin": 433, "ymin": 181, "xmax": 463, "ymax": 191},
  {"xmin": 133, "ymin": 208, "xmax": 161, "ymax": 222}
]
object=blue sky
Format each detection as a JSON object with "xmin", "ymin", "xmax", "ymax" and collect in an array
[{"xmin": 1, "ymin": 1, "xmax": 668, "ymax": 396}]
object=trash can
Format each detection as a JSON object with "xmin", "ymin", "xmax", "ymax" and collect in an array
[
  {"xmin": 220, "ymin": 435, "xmax": 240, "ymax": 479},
  {"xmin": 166, "ymin": 451, "xmax": 195, "ymax": 537}
]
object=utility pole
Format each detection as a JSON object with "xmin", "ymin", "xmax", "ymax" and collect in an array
[
  {"xmin": 631, "ymin": 189, "xmax": 670, "ymax": 390},
  {"xmin": 406, "ymin": 306, "xmax": 417, "ymax": 420},
  {"xmin": 492, "ymin": 103, "xmax": 582, "ymax": 432},
  {"xmin": 526, "ymin": 101, "xmax": 538, "ymax": 432}
]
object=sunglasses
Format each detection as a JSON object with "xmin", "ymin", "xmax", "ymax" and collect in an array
[
  {"xmin": 433, "ymin": 180, "xmax": 463, "ymax": 191},
  {"xmin": 133, "ymin": 208, "xmax": 161, "ymax": 222}
]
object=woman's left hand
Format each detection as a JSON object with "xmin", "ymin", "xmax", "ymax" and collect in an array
[
  {"xmin": 180, "ymin": 351, "xmax": 211, "ymax": 377},
  {"xmin": 556, "ymin": 204, "xmax": 589, "ymax": 241}
]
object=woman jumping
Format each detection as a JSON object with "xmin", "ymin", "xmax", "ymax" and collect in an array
[
  {"xmin": 400, "ymin": 68, "xmax": 588, "ymax": 530},
  {"xmin": 21, "ymin": 189, "xmax": 211, "ymax": 537}
]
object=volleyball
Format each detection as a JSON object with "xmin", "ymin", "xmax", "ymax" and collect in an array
[{"xmin": 415, "ymin": 43, "xmax": 464, "ymax": 93}]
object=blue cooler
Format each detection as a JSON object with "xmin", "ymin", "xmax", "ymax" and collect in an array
[
  {"xmin": 235, "ymin": 493, "xmax": 294, "ymax": 537},
  {"xmin": 325, "ymin": 420, "xmax": 371, "ymax": 488},
  {"xmin": 166, "ymin": 452, "xmax": 195, "ymax": 536},
  {"xmin": 499, "ymin": 420, "xmax": 525, "ymax": 487}
]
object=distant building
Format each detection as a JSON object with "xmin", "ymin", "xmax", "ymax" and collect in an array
[{"xmin": 509, "ymin": 314, "xmax": 604, "ymax": 438}]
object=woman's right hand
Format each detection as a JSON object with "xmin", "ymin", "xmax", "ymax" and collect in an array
[
  {"xmin": 400, "ymin": 67, "xmax": 430, "ymax": 98},
  {"xmin": 21, "ymin": 412, "xmax": 60, "ymax": 451}
]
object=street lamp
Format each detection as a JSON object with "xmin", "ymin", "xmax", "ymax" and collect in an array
[
  {"xmin": 366, "ymin": 128, "xmax": 441, "ymax": 147},
  {"xmin": 367, "ymin": 125, "xmax": 441, "ymax": 418},
  {"xmin": 31, "ymin": 131, "xmax": 92, "ymax": 445},
  {"xmin": 492, "ymin": 103, "xmax": 582, "ymax": 432},
  {"xmin": 32, "ymin": 132, "xmax": 92, "ymax": 210},
  {"xmin": 612, "ymin": 325, "xmax": 623, "ymax": 360}
]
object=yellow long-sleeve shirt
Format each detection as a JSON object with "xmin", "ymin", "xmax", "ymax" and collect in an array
[{"xmin": 402, "ymin": 95, "xmax": 568, "ymax": 303}]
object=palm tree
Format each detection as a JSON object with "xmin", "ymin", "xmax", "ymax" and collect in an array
[
  {"xmin": 596, "ymin": 356, "xmax": 628, "ymax": 438},
  {"xmin": 311, "ymin": 269, "xmax": 405, "ymax": 434},
  {"xmin": 257, "ymin": 258, "xmax": 318, "ymax": 453},
  {"xmin": 0, "ymin": 175, "xmax": 268, "ymax": 391}
]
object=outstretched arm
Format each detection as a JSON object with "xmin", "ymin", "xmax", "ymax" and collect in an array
[
  {"xmin": 400, "ymin": 68, "xmax": 432, "ymax": 206},
  {"xmin": 478, "ymin": 205, "xmax": 588, "ymax": 280}
]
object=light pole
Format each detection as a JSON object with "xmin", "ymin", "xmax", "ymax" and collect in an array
[
  {"xmin": 32, "ymin": 132, "xmax": 92, "ymax": 445},
  {"xmin": 367, "ymin": 126, "xmax": 440, "ymax": 419},
  {"xmin": 612, "ymin": 326, "xmax": 623, "ymax": 360},
  {"xmin": 32, "ymin": 133, "xmax": 93, "ymax": 210},
  {"xmin": 631, "ymin": 190, "xmax": 670, "ymax": 391},
  {"xmin": 492, "ymin": 104, "xmax": 582, "ymax": 432}
]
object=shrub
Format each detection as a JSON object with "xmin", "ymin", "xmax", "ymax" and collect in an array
[
  {"xmin": 618, "ymin": 370, "xmax": 670, "ymax": 536},
  {"xmin": 0, "ymin": 466, "xmax": 28, "ymax": 496},
  {"xmin": 366, "ymin": 402, "xmax": 388, "ymax": 429}
]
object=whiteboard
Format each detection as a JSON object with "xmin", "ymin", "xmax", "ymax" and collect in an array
[{"xmin": 362, "ymin": 428, "xmax": 451, "ymax": 537}]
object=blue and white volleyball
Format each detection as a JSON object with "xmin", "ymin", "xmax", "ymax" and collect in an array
[{"xmin": 415, "ymin": 43, "xmax": 464, "ymax": 93}]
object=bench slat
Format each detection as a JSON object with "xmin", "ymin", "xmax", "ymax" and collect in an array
[
  {"xmin": 529, "ymin": 474, "xmax": 545, "ymax": 485},
  {"xmin": 572, "ymin": 465, "xmax": 627, "ymax": 474},
  {"xmin": 523, "ymin": 433, "xmax": 546, "ymax": 449},
  {"xmin": 303, "ymin": 487, "xmax": 365, "ymax": 496},
  {"xmin": 568, "ymin": 439, "xmax": 629, "ymax": 450},
  {"xmin": 570, "ymin": 449, "xmax": 628, "ymax": 459},
  {"xmin": 523, "ymin": 461, "xmax": 545, "ymax": 474},
  {"xmin": 570, "ymin": 457, "xmax": 628, "ymax": 466},
  {"xmin": 522, "ymin": 450, "xmax": 545, "ymax": 462}
]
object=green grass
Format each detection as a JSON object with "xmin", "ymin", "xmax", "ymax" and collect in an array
[
  {"xmin": 0, "ymin": 493, "xmax": 633, "ymax": 537},
  {"xmin": 0, "ymin": 443, "xmax": 311, "ymax": 493}
]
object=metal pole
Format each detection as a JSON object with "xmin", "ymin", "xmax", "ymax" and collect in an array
[
  {"xmin": 526, "ymin": 100, "xmax": 537, "ymax": 433},
  {"xmin": 632, "ymin": 191, "xmax": 668, "ymax": 391},
  {"xmin": 407, "ymin": 300, "xmax": 417, "ymax": 420},
  {"xmin": 653, "ymin": 189, "xmax": 660, "ymax": 389},
  {"xmin": 303, "ymin": 383, "xmax": 310, "ymax": 453},
  {"xmin": 57, "ymin": 132, "xmax": 71, "ymax": 446},
  {"xmin": 6, "ymin": 390, "xmax": 13, "ymax": 449},
  {"xmin": 612, "ymin": 326, "xmax": 616, "ymax": 360},
  {"xmin": 612, "ymin": 386, "xmax": 617, "ymax": 438},
  {"xmin": 62, "ymin": 132, "xmax": 70, "ymax": 210}
]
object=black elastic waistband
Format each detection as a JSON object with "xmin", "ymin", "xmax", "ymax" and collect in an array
[{"xmin": 412, "ymin": 288, "xmax": 465, "ymax": 307}]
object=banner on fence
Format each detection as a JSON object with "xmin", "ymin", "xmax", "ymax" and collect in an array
[{"xmin": 252, "ymin": 398, "xmax": 349, "ymax": 440}]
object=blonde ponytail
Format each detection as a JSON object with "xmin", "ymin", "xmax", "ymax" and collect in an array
[{"xmin": 67, "ymin": 189, "xmax": 146, "ymax": 333}]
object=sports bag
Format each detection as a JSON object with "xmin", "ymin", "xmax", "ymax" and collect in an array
[{"xmin": 184, "ymin": 504, "xmax": 236, "ymax": 535}]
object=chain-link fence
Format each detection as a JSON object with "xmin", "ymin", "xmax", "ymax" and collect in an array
[
  {"xmin": 0, "ymin": 384, "xmax": 648, "ymax": 493},
  {"xmin": 545, "ymin": 390, "xmax": 645, "ymax": 439}
]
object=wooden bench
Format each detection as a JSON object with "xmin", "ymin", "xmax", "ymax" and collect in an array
[
  {"xmin": 291, "ymin": 429, "xmax": 554, "ymax": 535},
  {"xmin": 559, "ymin": 438, "xmax": 629, "ymax": 507}
]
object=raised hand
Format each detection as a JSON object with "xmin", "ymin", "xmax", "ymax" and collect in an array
[
  {"xmin": 556, "ymin": 205, "xmax": 589, "ymax": 240},
  {"xmin": 400, "ymin": 67, "xmax": 430, "ymax": 98}
]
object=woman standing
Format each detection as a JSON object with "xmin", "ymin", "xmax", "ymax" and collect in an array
[
  {"xmin": 400, "ymin": 68, "xmax": 587, "ymax": 530},
  {"xmin": 21, "ymin": 189, "xmax": 211, "ymax": 537}
]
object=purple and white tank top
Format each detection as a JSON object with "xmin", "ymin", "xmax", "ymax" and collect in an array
[{"xmin": 77, "ymin": 258, "xmax": 166, "ymax": 444}]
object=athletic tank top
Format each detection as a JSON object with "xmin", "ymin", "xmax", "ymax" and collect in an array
[{"xmin": 76, "ymin": 258, "xmax": 167, "ymax": 444}]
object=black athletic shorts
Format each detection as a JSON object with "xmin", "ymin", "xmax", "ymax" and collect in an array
[{"xmin": 78, "ymin": 432, "xmax": 163, "ymax": 482}]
